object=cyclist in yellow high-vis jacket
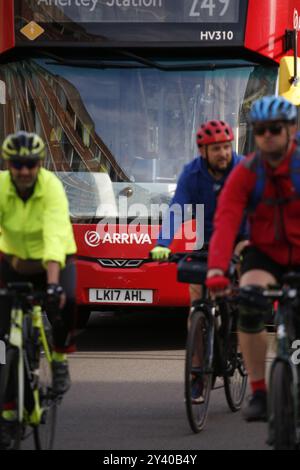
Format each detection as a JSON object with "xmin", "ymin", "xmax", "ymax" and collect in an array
[
  {"xmin": 0, "ymin": 131, "xmax": 77, "ymax": 447},
  {"xmin": 0, "ymin": 161, "xmax": 76, "ymax": 267}
]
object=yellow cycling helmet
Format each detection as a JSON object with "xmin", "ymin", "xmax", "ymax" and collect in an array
[{"xmin": 2, "ymin": 131, "xmax": 46, "ymax": 160}]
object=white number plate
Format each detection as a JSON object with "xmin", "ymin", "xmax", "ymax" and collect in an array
[{"xmin": 89, "ymin": 289, "xmax": 153, "ymax": 304}]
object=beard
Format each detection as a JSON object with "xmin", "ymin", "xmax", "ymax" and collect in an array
[
  {"xmin": 260, "ymin": 138, "xmax": 291, "ymax": 164},
  {"xmin": 206, "ymin": 159, "xmax": 229, "ymax": 176},
  {"xmin": 264, "ymin": 152, "xmax": 284, "ymax": 162},
  {"xmin": 11, "ymin": 174, "xmax": 38, "ymax": 197},
  {"xmin": 14, "ymin": 177, "xmax": 36, "ymax": 190},
  {"xmin": 261, "ymin": 144, "xmax": 288, "ymax": 164}
]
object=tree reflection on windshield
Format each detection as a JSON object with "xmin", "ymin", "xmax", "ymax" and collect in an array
[{"xmin": 0, "ymin": 58, "xmax": 277, "ymax": 217}]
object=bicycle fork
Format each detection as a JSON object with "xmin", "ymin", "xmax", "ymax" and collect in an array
[
  {"xmin": 203, "ymin": 305, "xmax": 216, "ymax": 376},
  {"xmin": 9, "ymin": 307, "xmax": 24, "ymax": 424},
  {"xmin": 276, "ymin": 307, "xmax": 299, "ymax": 421},
  {"xmin": 28, "ymin": 305, "xmax": 53, "ymax": 426},
  {"xmin": 29, "ymin": 305, "xmax": 52, "ymax": 426},
  {"xmin": 8, "ymin": 305, "xmax": 50, "ymax": 426},
  {"xmin": 268, "ymin": 305, "xmax": 299, "ymax": 444}
]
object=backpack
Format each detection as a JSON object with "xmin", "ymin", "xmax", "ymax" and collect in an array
[{"xmin": 248, "ymin": 146, "xmax": 300, "ymax": 212}]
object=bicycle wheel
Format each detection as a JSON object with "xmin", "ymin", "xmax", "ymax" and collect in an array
[
  {"xmin": 268, "ymin": 361, "xmax": 297, "ymax": 450},
  {"xmin": 33, "ymin": 321, "xmax": 57, "ymax": 450},
  {"xmin": 0, "ymin": 347, "xmax": 23, "ymax": 450},
  {"xmin": 185, "ymin": 310, "xmax": 213, "ymax": 433},
  {"xmin": 223, "ymin": 330, "xmax": 247, "ymax": 411}
]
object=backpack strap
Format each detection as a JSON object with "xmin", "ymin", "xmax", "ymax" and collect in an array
[
  {"xmin": 290, "ymin": 145, "xmax": 300, "ymax": 195},
  {"xmin": 246, "ymin": 153, "xmax": 266, "ymax": 212},
  {"xmin": 247, "ymin": 146, "xmax": 300, "ymax": 213}
]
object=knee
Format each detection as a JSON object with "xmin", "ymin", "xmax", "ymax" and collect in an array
[
  {"xmin": 237, "ymin": 285, "xmax": 271, "ymax": 334},
  {"xmin": 238, "ymin": 304, "xmax": 265, "ymax": 334}
]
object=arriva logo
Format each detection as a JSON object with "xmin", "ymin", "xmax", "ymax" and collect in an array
[
  {"xmin": 85, "ymin": 231, "xmax": 102, "ymax": 247},
  {"xmin": 294, "ymin": 9, "xmax": 300, "ymax": 31},
  {"xmin": 84, "ymin": 231, "xmax": 152, "ymax": 246}
]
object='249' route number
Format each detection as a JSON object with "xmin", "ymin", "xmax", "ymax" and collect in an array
[{"xmin": 190, "ymin": 0, "xmax": 232, "ymax": 17}]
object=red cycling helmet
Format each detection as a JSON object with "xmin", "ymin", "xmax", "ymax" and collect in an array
[{"xmin": 196, "ymin": 120, "xmax": 234, "ymax": 147}]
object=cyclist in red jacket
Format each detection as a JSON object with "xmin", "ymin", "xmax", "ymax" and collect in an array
[{"xmin": 206, "ymin": 95, "xmax": 299, "ymax": 422}]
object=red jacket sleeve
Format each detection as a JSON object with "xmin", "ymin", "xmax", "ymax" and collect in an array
[{"xmin": 208, "ymin": 161, "xmax": 256, "ymax": 272}]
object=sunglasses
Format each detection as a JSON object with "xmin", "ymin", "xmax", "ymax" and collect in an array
[
  {"xmin": 253, "ymin": 124, "xmax": 284, "ymax": 136},
  {"xmin": 10, "ymin": 159, "xmax": 39, "ymax": 170}
]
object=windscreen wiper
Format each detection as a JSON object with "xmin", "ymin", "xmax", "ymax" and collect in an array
[
  {"xmin": 116, "ymin": 49, "xmax": 259, "ymax": 71},
  {"xmin": 41, "ymin": 50, "xmax": 259, "ymax": 71},
  {"xmin": 46, "ymin": 60, "xmax": 149, "ymax": 69},
  {"xmin": 42, "ymin": 50, "xmax": 159, "ymax": 69}
]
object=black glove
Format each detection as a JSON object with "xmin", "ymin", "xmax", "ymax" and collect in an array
[
  {"xmin": 46, "ymin": 284, "xmax": 64, "ymax": 302},
  {"xmin": 46, "ymin": 284, "xmax": 65, "ymax": 326}
]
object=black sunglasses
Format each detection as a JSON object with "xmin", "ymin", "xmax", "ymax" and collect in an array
[
  {"xmin": 253, "ymin": 123, "xmax": 284, "ymax": 136},
  {"xmin": 10, "ymin": 159, "xmax": 39, "ymax": 170}
]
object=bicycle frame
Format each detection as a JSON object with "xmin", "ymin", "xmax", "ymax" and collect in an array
[
  {"xmin": 174, "ymin": 251, "xmax": 240, "ymax": 379},
  {"xmin": 193, "ymin": 299, "xmax": 216, "ymax": 376},
  {"xmin": 8, "ymin": 298, "xmax": 52, "ymax": 427},
  {"xmin": 194, "ymin": 295, "xmax": 230, "ymax": 379},
  {"xmin": 269, "ymin": 299, "xmax": 299, "ymax": 439}
]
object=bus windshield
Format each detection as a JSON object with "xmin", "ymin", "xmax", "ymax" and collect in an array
[{"xmin": 0, "ymin": 58, "xmax": 277, "ymax": 220}]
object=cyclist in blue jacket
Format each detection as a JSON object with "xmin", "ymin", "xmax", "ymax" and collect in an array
[
  {"xmin": 150, "ymin": 118, "xmax": 247, "ymax": 273},
  {"xmin": 153, "ymin": 121, "xmax": 245, "ymax": 251},
  {"xmin": 150, "ymin": 119, "xmax": 247, "ymax": 403}
]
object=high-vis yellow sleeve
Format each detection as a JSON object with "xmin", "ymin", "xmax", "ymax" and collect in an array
[{"xmin": 42, "ymin": 173, "xmax": 77, "ymax": 268}]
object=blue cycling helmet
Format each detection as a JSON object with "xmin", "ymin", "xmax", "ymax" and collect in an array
[{"xmin": 250, "ymin": 96, "xmax": 297, "ymax": 123}]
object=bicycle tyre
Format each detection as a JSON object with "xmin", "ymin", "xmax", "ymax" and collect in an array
[
  {"xmin": 0, "ymin": 347, "xmax": 22, "ymax": 450},
  {"xmin": 33, "ymin": 322, "xmax": 57, "ymax": 450},
  {"xmin": 223, "ymin": 330, "xmax": 248, "ymax": 412},
  {"xmin": 269, "ymin": 360, "xmax": 297, "ymax": 450},
  {"xmin": 185, "ymin": 310, "xmax": 213, "ymax": 433}
]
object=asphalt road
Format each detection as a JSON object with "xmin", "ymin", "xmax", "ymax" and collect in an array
[{"xmin": 25, "ymin": 312, "xmax": 271, "ymax": 450}]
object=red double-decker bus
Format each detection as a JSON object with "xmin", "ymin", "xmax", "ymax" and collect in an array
[{"xmin": 0, "ymin": 0, "xmax": 300, "ymax": 325}]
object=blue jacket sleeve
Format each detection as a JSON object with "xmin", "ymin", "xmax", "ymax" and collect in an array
[{"xmin": 157, "ymin": 169, "xmax": 192, "ymax": 247}]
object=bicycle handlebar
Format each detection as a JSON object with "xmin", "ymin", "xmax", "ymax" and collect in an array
[
  {"xmin": 0, "ymin": 283, "xmax": 47, "ymax": 303},
  {"xmin": 227, "ymin": 284, "xmax": 299, "ymax": 304},
  {"xmin": 145, "ymin": 251, "xmax": 208, "ymax": 265}
]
